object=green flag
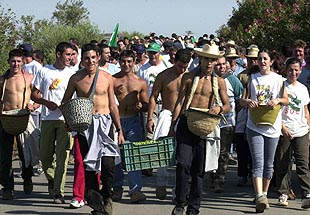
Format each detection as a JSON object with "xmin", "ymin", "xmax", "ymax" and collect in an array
[{"xmin": 108, "ymin": 23, "xmax": 119, "ymax": 47}]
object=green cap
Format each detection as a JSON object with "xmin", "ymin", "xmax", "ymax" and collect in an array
[{"xmin": 146, "ymin": 42, "xmax": 161, "ymax": 53}]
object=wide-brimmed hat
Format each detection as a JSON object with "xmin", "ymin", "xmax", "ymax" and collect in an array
[
  {"xmin": 246, "ymin": 45, "xmax": 259, "ymax": 58},
  {"xmin": 194, "ymin": 42, "xmax": 224, "ymax": 58},
  {"xmin": 226, "ymin": 40, "xmax": 236, "ymax": 47},
  {"xmin": 225, "ymin": 48, "xmax": 239, "ymax": 58}
]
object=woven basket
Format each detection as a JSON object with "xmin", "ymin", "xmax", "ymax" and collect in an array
[
  {"xmin": 61, "ymin": 97, "xmax": 94, "ymax": 132},
  {"xmin": 249, "ymin": 104, "xmax": 281, "ymax": 126},
  {"xmin": 186, "ymin": 108, "xmax": 221, "ymax": 136},
  {"xmin": 0, "ymin": 109, "xmax": 30, "ymax": 135}
]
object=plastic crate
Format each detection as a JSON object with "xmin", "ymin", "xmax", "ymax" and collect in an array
[{"xmin": 121, "ymin": 137, "xmax": 175, "ymax": 171}]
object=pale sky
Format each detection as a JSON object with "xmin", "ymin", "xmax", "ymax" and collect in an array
[{"xmin": 1, "ymin": 0, "xmax": 238, "ymax": 38}]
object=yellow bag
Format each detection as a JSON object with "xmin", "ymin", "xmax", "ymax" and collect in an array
[{"xmin": 249, "ymin": 104, "xmax": 281, "ymax": 126}]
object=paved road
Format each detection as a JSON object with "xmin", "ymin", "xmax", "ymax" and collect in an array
[{"xmin": 0, "ymin": 160, "xmax": 308, "ymax": 215}]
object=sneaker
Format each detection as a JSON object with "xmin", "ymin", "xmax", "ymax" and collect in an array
[
  {"xmin": 53, "ymin": 195, "xmax": 66, "ymax": 204},
  {"xmin": 301, "ymin": 194, "xmax": 310, "ymax": 209},
  {"xmin": 130, "ymin": 191, "xmax": 146, "ymax": 203},
  {"xmin": 2, "ymin": 190, "xmax": 14, "ymax": 200},
  {"xmin": 87, "ymin": 189, "xmax": 104, "ymax": 212},
  {"xmin": 237, "ymin": 177, "xmax": 248, "ymax": 187},
  {"xmin": 156, "ymin": 186, "xmax": 167, "ymax": 200},
  {"xmin": 70, "ymin": 198, "xmax": 85, "ymax": 209},
  {"xmin": 103, "ymin": 198, "xmax": 114, "ymax": 215},
  {"xmin": 255, "ymin": 195, "xmax": 267, "ymax": 213},
  {"xmin": 23, "ymin": 178, "xmax": 33, "ymax": 195},
  {"xmin": 48, "ymin": 179, "xmax": 54, "ymax": 196},
  {"xmin": 278, "ymin": 194, "xmax": 288, "ymax": 206},
  {"xmin": 213, "ymin": 184, "xmax": 224, "ymax": 193},
  {"xmin": 186, "ymin": 211, "xmax": 197, "ymax": 215},
  {"xmin": 171, "ymin": 205, "xmax": 185, "ymax": 215},
  {"xmin": 112, "ymin": 188, "xmax": 123, "ymax": 202}
]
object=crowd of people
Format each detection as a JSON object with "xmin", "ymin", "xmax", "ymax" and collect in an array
[{"xmin": 0, "ymin": 32, "xmax": 310, "ymax": 215}]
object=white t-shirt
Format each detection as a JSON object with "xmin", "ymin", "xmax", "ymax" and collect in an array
[
  {"xmin": 137, "ymin": 61, "xmax": 167, "ymax": 98},
  {"xmin": 282, "ymin": 81, "xmax": 309, "ymax": 137},
  {"xmin": 23, "ymin": 60, "xmax": 42, "ymax": 78},
  {"xmin": 33, "ymin": 65, "xmax": 75, "ymax": 121},
  {"xmin": 247, "ymin": 72, "xmax": 283, "ymax": 138}
]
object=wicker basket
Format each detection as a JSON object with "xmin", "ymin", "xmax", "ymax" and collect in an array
[
  {"xmin": 186, "ymin": 107, "xmax": 221, "ymax": 136},
  {"xmin": 60, "ymin": 97, "xmax": 94, "ymax": 132},
  {"xmin": 249, "ymin": 104, "xmax": 281, "ymax": 126},
  {"xmin": 0, "ymin": 109, "xmax": 30, "ymax": 136}
]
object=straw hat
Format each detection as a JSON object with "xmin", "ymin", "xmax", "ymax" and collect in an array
[
  {"xmin": 225, "ymin": 48, "xmax": 239, "ymax": 58},
  {"xmin": 194, "ymin": 42, "xmax": 224, "ymax": 58},
  {"xmin": 226, "ymin": 40, "xmax": 236, "ymax": 47},
  {"xmin": 246, "ymin": 45, "xmax": 259, "ymax": 58}
]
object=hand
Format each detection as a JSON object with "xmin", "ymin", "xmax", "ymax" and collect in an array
[
  {"xmin": 282, "ymin": 126, "xmax": 293, "ymax": 140},
  {"xmin": 147, "ymin": 120, "xmax": 154, "ymax": 134},
  {"xmin": 118, "ymin": 131, "xmax": 125, "ymax": 145},
  {"xmin": 134, "ymin": 102, "xmax": 143, "ymax": 111},
  {"xmin": 209, "ymin": 106, "xmax": 221, "ymax": 115},
  {"xmin": 247, "ymin": 99, "xmax": 259, "ymax": 109},
  {"xmin": 26, "ymin": 103, "xmax": 35, "ymax": 112},
  {"xmin": 267, "ymin": 98, "xmax": 280, "ymax": 108}
]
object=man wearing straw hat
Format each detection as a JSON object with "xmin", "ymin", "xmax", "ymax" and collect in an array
[
  {"xmin": 170, "ymin": 42, "xmax": 230, "ymax": 215},
  {"xmin": 62, "ymin": 43, "xmax": 124, "ymax": 215},
  {"xmin": 0, "ymin": 49, "xmax": 40, "ymax": 200}
]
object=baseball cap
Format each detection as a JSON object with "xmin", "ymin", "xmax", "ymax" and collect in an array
[{"xmin": 146, "ymin": 42, "xmax": 161, "ymax": 53}]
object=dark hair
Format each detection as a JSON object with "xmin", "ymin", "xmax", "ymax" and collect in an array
[
  {"xmin": 175, "ymin": 49, "xmax": 192, "ymax": 63},
  {"xmin": 56, "ymin": 42, "xmax": 73, "ymax": 54},
  {"xmin": 69, "ymin": 38, "xmax": 79, "ymax": 46},
  {"xmin": 33, "ymin": 50, "xmax": 45, "ymax": 62},
  {"xmin": 281, "ymin": 44, "xmax": 293, "ymax": 58},
  {"xmin": 285, "ymin": 57, "xmax": 301, "ymax": 69},
  {"xmin": 258, "ymin": 48, "xmax": 275, "ymax": 61},
  {"xmin": 119, "ymin": 49, "xmax": 136, "ymax": 61},
  {"xmin": 9, "ymin": 49, "xmax": 25, "ymax": 59},
  {"xmin": 81, "ymin": 43, "xmax": 100, "ymax": 57},
  {"xmin": 110, "ymin": 51, "xmax": 120, "ymax": 61}
]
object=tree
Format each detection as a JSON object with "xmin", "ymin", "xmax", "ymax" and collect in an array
[
  {"xmin": 52, "ymin": 0, "xmax": 89, "ymax": 26},
  {"xmin": 217, "ymin": 0, "xmax": 310, "ymax": 50}
]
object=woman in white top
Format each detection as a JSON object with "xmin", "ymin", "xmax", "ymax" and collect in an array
[
  {"xmin": 275, "ymin": 57, "xmax": 310, "ymax": 209},
  {"xmin": 240, "ymin": 49, "xmax": 289, "ymax": 213}
]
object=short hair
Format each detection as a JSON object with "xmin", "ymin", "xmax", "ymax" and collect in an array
[
  {"xmin": 119, "ymin": 49, "xmax": 136, "ymax": 61},
  {"xmin": 56, "ymin": 42, "xmax": 73, "ymax": 54},
  {"xmin": 9, "ymin": 49, "xmax": 25, "ymax": 59},
  {"xmin": 292, "ymin": 39, "xmax": 307, "ymax": 49},
  {"xmin": 33, "ymin": 50, "xmax": 45, "ymax": 62},
  {"xmin": 175, "ymin": 49, "xmax": 192, "ymax": 63},
  {"xmin": 285, "ymin": 57, "xmax": 301, "ymax": 69},
  {"xmin": 81, "ymin": 43, "xmax": 100, "ymax": 57}
]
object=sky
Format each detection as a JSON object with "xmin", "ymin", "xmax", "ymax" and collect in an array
[{"xmin": 1, "ymin": 0, "xmax": 239, "ymax": 38}]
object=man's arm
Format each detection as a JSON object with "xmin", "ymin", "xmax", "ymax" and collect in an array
[
  {"xmin": 61, "ymin": 75, "xmax": 77, "ymax": 104},
  {"xmin": 31, "ymin": 86, "xmax": 58, "ymax": 111},
  {"xmin": 217, "ymin": 77, "xmax": 230, "ymax": 114},
  {"xmin": 146, "ymin": 75, "xmax": 163, "ymax": 133},
  {"xmin": 136, "ymin": 79, "xmax": 149, "ymax": 112},
  {"xmin": 108, "ymin": 76, "xmax": 125, "ymax": 144}
]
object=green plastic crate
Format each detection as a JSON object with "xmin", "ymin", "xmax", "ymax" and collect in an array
[{"xmin": 121, "ymin": 137, "xmax": 175, "ymax": 171}]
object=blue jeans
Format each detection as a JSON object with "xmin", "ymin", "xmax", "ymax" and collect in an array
[
  {"xmin": 246, "ymin": 128, "xmax": 279, "ymax": 179},
  {"xmin": 114, "ymin": 115, "xmax": 143, "ymax": 194}
]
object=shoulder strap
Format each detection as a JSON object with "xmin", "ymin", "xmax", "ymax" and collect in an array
[{"xmin": 89, "ymin": 70, "xmax": 99, "ymax": 100}]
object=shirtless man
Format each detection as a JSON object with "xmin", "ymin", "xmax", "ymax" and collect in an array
[
  {"xmin": 112, "ymin": 49, "xmax": 149, "ymax": 203},
  {"xmin": 146, "ymin": 49, "xmax": 192, "ymax": 200},
  {"xmin": 62, "ymin": 43, "xmax": 124, "ymax": 215},
  {"xmin": 0, "ymin": 49, "xmax": 39, "ymax": 200},
  {"xmin": 170, "ymin": 43, "xmax": 230, "ymax": 215}
]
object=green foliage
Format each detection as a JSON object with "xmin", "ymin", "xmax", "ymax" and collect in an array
[
  {"xmin": 217, "ymin": 0, "xmax": 310, "ymax": 50},
  {"xmin": 32, "ymin": 21, "xmax": 102, "ymax": 64},
  {"xmin": 52, "ymin": 0, "xmax": 90, "ymax": 26}
]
